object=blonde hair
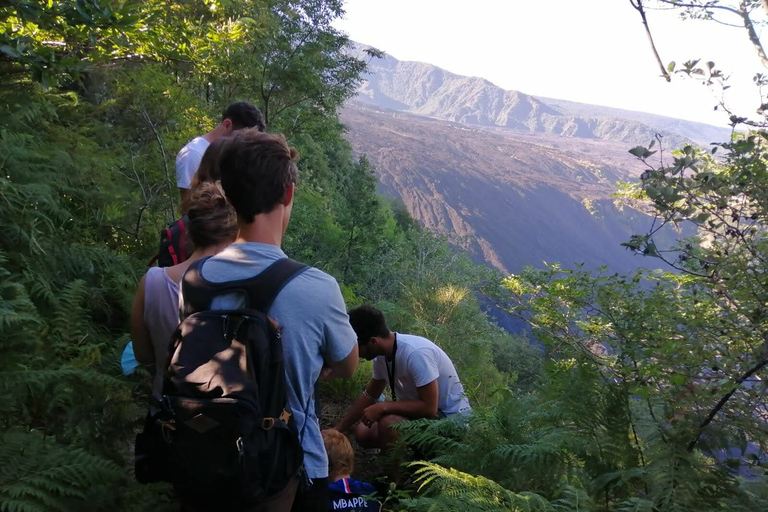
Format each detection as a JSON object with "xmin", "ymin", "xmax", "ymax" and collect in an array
[{"xmin": 322, "ymin": 429, "xmax": 354, "ymax": 478}]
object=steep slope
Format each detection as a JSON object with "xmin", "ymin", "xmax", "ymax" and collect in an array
[
  {"xmin": 353, "ymin": 47, "xmax": 691, "ymax": 147},
  {"xmin": 341, "ymin": 103, "xmax": 676, "ymax": 274}
]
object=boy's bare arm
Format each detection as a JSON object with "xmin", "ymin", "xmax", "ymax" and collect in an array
[
  {"xmin": 359, "ymin": 380, "xmax": 439, "ymax": 426},
  {"xmin": 334, "ymin": 378, "xmax": 387, "ymax": 432}
]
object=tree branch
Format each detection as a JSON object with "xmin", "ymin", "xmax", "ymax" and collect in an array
[
  {"xmin": 687, "ymin": 358, "xmax": 768, "ymax": 451},
  {"xmin": 739, "ymin": 0, "xmax": 768, "ymax": 69},
  {"xmin": 630, "ymin": 0, "xmax": 672, "ymax": 82},
  {"xmin": 654, "ymin": 0, "xmax": 741, "ymax": 15},
  {"xmin": 140, "ymin": 107, "xmax": 176, "ymax": 219},
  {"xmin": 652, "ymin": 0, "xmax": 768, "ymax": 69}
]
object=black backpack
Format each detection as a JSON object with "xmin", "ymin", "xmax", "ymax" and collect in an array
[
  {"xmin": 149, "ymin": 215, "xmax": 189, "ymax": 268},
  {"xmin": 135, "ymin": 256, "xmax": 308, "ymax": 510}
]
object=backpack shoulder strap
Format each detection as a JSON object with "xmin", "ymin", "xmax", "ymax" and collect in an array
[
  {"xmin": 243, "ymin": 258, "xmax": 308, "ymax": 313},
  {"xmin": 180, "ymin": 257, "xmax": 308, "ymax": 317},
  {"xmin": 177, "ymin": 215, "xmax": 188, "ymax": 262},
  {"xmin": 180, "ymin": 257, "xmax": 214, "ymax": 317}
]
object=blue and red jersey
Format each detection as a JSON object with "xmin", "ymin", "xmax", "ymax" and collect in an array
[{"xmin": 327, "ymin": 478, "xmax": 381, "ymax": 511}]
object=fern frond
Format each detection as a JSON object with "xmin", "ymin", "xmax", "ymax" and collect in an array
[
  {"xmin": 0, "ymin": 430, "xmax": 123, "ymax": 512},
  {"xmin": 406, "ymin": 462, "xmax": 554, "ymax": 512},
  {"xmin": 551, "ymin": 485, "xmax": 595, "ymax": 512},
  {"xmin": 615, "ymin": 497, "xmax": 654, "ymax": 512}
]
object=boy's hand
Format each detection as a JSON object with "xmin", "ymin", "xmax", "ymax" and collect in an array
[{"xmin": 360, "ymin": 402, "xmax": 385, "ymax": 427}]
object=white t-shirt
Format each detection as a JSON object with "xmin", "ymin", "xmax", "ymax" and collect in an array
[
  {"xmin": 372, "ymin": 333, "xmax": 471, "ymax": 416},
  {"xmin": 175, "ymin": 136, "xmax": 210, "ymax": 189}
]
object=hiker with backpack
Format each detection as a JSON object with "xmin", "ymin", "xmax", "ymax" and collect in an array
[
  {"xmin": 155, "ymin": 136, "xmax": 231, "ymax": 267},
  {"xmin": 130, "ymin": 181, "xmax": 237, "ymax": 397},
  {"xmin": 176, "ymin": 101, "xmax": 265, "ymax": 214},
  {"xmin": 157, "ymin": 101, "xmax": 264, "ymax": 269},
  {"xmin": 163, "ymin": 129, "xmax": 358, "ymax": 511}
]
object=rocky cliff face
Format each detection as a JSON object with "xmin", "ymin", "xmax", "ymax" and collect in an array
[
  {"xmin": 340, "ymin": 103, "xmax": 678, "ymax": 274},
  {"xmin": 340, "ymin": 45, "xmax": 702, "ymax": 275}
]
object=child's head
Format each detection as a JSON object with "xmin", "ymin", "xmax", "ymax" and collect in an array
[{"xmin": 322, "ymin": 429, "xmax": 354, "ymax": 481}]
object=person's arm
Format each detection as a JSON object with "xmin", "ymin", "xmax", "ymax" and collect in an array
[
  {"xmin": 318, "ymin": 276, "xmax": 359, "ymax": 379},
  {"xmin": 359, "ymin": 380, "xmax": 439, "ymax": 426},
  {"xmin": 335, "ymin": 378, "xmax": 387, "ymax": 432},
  {"xmin": 360, "ymin": 346, "xmax": 441, "ymax": 425},
  {"xmin": 320, "ymin": 343, "xmax": 359, "ymax": 380},
  {"xmin": 130, "ymin": 275, "xmax": 154, "ymax": 366}
]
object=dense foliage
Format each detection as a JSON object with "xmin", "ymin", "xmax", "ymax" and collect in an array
[
  {"xmin": 0, "ymin": 0, "xmax": 524, "ymax": 510},
  {"xmin": 7, "ymin": 0, "xmax": 768, "ymax": 511},
  {"xmin": 395, "ymin": 150, "xmax": 768, "ymax": 510},
  {"xmin": 394, "ymin": 5, "xmax": 768, "ymax": 512}
]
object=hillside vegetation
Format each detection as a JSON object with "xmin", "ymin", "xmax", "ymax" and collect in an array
[
  {"xmin": 0, "ymin": 0, "xmax": 520, "ymax": 509},
  {"xmin": 2, "ymin": 1, "xmax": 768, "ymax": 511}
]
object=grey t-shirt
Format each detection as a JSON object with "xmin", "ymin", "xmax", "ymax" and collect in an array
[{"xmin": 182, "ymin": 242, "xmax": 357, "ymax": 479}]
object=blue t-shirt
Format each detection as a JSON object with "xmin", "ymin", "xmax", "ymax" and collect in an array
[
  {"xmin": 181, "ymin": 242, "xmax": 357, "ymax": 479},
  {"xmin": 327, "ymin": 478, "xmax": 381, "ymax": 512}
]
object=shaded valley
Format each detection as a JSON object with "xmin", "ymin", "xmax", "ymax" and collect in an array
[{"xmin": 341, "ymin": 102, "xmax": 678, "ymax": 274}]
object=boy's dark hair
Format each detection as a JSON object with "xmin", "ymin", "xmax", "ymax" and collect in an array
[
  {"xmin": 219, "ymin": 130, "xmax": 299, "ymax": 223},
  {"xmin": 222, "ymin": 102, "xmax": 266, "ymax": 132},
  {"xmin": 348, "ymin": 305, "xmax": 390, "ymax": 345}
]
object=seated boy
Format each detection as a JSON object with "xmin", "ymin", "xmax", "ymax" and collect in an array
[{"xmin": 321, "ymin": 429, "xmax": 381, "ymax": 512}]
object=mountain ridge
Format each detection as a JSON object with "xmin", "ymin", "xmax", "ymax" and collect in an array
[{"xmin": 351, "ymin": 42, "xmax": 730, "ymax": 146}]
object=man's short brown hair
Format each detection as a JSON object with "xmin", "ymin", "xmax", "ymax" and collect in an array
[
  {"xmin": 322, "ymin": 429, "xmax": 354, "ymax": 478},
  {"xmin": 219, "ymin": 129, "xmax": 299, "ymax": 223}
]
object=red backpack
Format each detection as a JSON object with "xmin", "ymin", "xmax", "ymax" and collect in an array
[{"xmin": 148, "ymin": 215, "xmax": 189, "ymax": 267}]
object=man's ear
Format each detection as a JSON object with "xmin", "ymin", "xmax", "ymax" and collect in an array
[
  {"xmin": 282, "ymin": 182, "xmax": 295, "ymax": 206},
  {"xmin": 222, "ymin": 118, "xmax": 233, "ymax": 132}
]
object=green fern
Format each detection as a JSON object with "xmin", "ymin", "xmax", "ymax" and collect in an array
[
  {"xmin": 402, "ymin": 462, "xmax": 554, "ymax": 512},
  {"xmin": 0, "ymin": 430, "xmax": 123, "ymax": 512}
]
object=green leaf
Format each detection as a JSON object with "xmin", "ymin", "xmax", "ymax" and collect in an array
[
  {"xmin": 0, "ymin": 45, "xmax": 20, "ymax": 58},
  {"xmin": 670, "ymin": 374, "xmax": 686, "ymax": 385},
  {"xmin": 643, "ymin": 241, "xmax": 659, "ymax": 257}
]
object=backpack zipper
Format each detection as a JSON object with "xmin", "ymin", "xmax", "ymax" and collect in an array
[
  {"xmin": 236, "ymin": 436, "xmax": 245, "ymax": 463},
  {"xmin": 222, "ymin": 315, "xmax": 229, "ymax": 340}
]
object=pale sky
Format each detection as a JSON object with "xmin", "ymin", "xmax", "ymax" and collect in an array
[{"xmin": 334, "ymin": 0, "xmax": 768, "ymax": 127}]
